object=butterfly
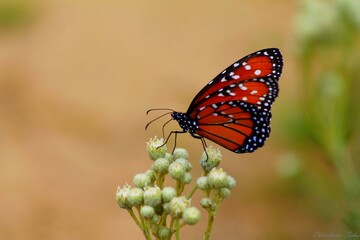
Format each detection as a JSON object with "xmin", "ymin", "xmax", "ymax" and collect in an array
[{"xmin": 146, "ymin": 48, "xmax": 283, "ymax": 153}]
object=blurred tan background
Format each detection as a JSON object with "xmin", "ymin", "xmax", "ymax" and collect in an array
[{"xmin": 1, "ymin": 0, "xmax": 359, "ymax": 239}]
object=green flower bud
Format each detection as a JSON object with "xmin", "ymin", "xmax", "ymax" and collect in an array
[
  {"xmin": 162, "ymin": 187, "xmax": 177, "ymax": 203},
  {"xmin": 200, "ymin": 146, "xmax": 222, "ymax": 172},
  {"xmin": 133, "ymin": 173, "xmax": 151, "ymax": 188},
  {"xmin": 153, "ymin": 158, "xmax": 170, "ymax": 174},
  {"xmin": 196, "ymin": 176, "xmax": 209, "ymax": 190},
  {"xmin": 173, "ymin": 148, "xmax": 189, "ymax": 160},
  {"xmin": 140, "ymin": 205, "xmax": 155, "ymax": 219},
  {"xmin": 158, "ymin": 226, "xmax": 171, "ymax": 239},
  {"xmin": 163, "ymin": 203, "xmax": 170, "ymax": 215},
  {"xmin": 200, "ymin": 197, "xmax": 212, "ymax": 209},
  {"xmin": 225, "ymin": 175, "xmax": 236, "ymax": 189},
  {"xmin": 175, "ymin": 158, "xmax": 192, "ymax": 172},
  {"xmin": 151, "ymin": 214, "xmax": 161, "ymax": 224},
  {"xmin": 181, "ymin": 172, "xmax": 192, "ymax": 184},
  {"xmin": 145, "ymin": 169, "xmax": 156, "ymax": 183},
  {"xmin": 168, "ymin": 162, "xmax": 186, "ymax": 181},
  {"xmin": 147, "ymin": 137, "xmax": 167, "ymax": 160},
  {"xmin": 207, "ymin": 168, "xmax": 228, "ymax": 189},
  {"xmin": 219, "ymin": 188, "xmax": 231, "ymax": 199},
  {"xmin": 169, "ymin": 196, "xmax": 190, "ymax": 218},
  {"xmin": 115, "ymin": 184, "xmax": 132, "ymax": 209},
  {"xmin": 144, "ymin": 186, "xmax": 162, "ymax": 207},
  {"xmin": 183, "ymin": 207, "xmax": 201, "ymax": 225},
  {"xmin": 127, "ymin": 188, "xmax": 144, "ymax": 207},
  {"xmin": 164, "ymin": 152, "xmax": 175, "ymax": 163},
  {"xmin": 200, "ymin": 197, "xmax": 215, "ymax": 210}
]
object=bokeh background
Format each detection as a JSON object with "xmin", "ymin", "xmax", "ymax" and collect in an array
[{"xmin": 1, "ymin": 0, "xmax": 359, "ymax": 239}]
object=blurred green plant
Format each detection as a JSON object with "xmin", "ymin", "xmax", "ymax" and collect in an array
[
  {"xmin": 293, "ymin": 0, "xmax": 360, "ymax": 231},
  {"xmin": 0, "ymin": 0, "xmax": 35, "ymax": 31},
  {"xmin": 116, "ymin": 137, "xmax": 236, "ymax": 240}
]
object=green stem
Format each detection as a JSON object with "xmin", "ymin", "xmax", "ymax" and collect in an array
[
  {"xmin": 204, "ymin": 210, "xmax": 215, "ymax": 240},
  {"xmin": 157, "ymin": 173, "xmax": 165, "ymax": 189},
  {"xmin": 171, "ymin": 221, "xmax": 186, "ymax": 233},
  {"xmin": 186, "ymin": 184, "xmax": 198, "ymax": 199},
  {"xmin": 175, "ymin": 219, "xmax": 180, "ymax": 240},
  {"xmin": 127, "ymin": 208, "xmax": 142, "ymax": 229},
  {"xmin": 176, "ymin": 181, "xmax": 184, "ymax": 196},
  {"xmin": 128, "ymin": 208, "xmax": 152, "ymax": 240},
  {"xmin": 136, "ymin": 207, "xmax": 152, "ymax": 240}
]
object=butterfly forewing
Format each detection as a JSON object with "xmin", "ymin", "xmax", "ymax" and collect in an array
[{"xmin": 187, "ymin": 48, "xmax": 282, "ymax": 120}]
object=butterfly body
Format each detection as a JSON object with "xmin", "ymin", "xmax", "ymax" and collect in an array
[{"xmin": 149, "ymin": 48, "xmax": 283, "ymax": 154}]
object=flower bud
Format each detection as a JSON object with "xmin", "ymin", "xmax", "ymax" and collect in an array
[
  {"xmin": 164, "ymin": 152, "xmax": 175, "ymax": 163},
  {"xmin": 133, "ymin": 173, "xmax": 151, "ymax": 188},
  {"xmin": 153, "ymin": 158, "xmax": 170, "ymax": 174},
  {"xmin": 183, "ymin": 207, "xmax": 201, "ymax": 225},
  {"xmin": 219, "ymin": 188, "xmax": 231, "ymax": 199},
  {"xmin": 175, "ymin": 158, "xmax": 192, "ymax": 172},
  {"xmin": 116, "ymin": 184, "xmax": 132, "ymax": 209},
  {"xmin": 162, "ymin": 187, "xmax": 177, "ymax": 203},
  {"xmin": 151, "ymin": 214, "xmax": 161, "ymax": 224},
  {"xmin": 200, "ymin": 197, "xmax": 213, "ymax": 210},
  {"xmin": 168, "ymin": 162, "xmax": 186, "ymax": 181},
  {"xmin": 207, "ymin": 168, "xmax": 228, "ymax": 189},
  {"xmin": 140, "ymin": 205, "xmax": 155, "ymax": 219},
  {"xmin": 127, "ymin": 188, "xmax": 144, "ymax": 207},
  {"xmin": 144, "ymin": 186, "xmax": 162, "ymax": 207},
  {"xmin": 147, "ymin": 137, "xmax": 167, "ymax": 160},
  {"xmin": 169, "ymin": 196, "xmax": 190, "ymax": 218},
  {"xmin": 196, "ymin": 176, "xmax": 209, "ymax": 190},
  {"xmin": 163, "ymin": 203, "xmax": 170, "ymax": 215},
  {"xmin": 200, "ymin": 146, "xmax": 222, "ymax": 172},
  {"xmin": 173, "ymin": 148, "xmax": 189, "ymax": 160},
  {"xmin": 145, "ymin": 170, "xmax": 156, "ymax": 183},
  {"xmin": 225, "ymin": 175, "xmax": 236, "ymax": 189},
  {"xmin": 158, "ymin": 226, "xmax": 171, "ymax": 239},
  {"xmin": 180, "ymin": 172, "xmax": 192, "ymax": 184}
]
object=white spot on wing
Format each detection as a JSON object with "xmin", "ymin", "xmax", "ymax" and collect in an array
[
  {"xmin": 233, "ymin": 63, "xmax": 239, "ymax": 67},
  {"xmin": 242, "ymin": 97, "xmax": 248, "ymax": 101},
  {"xmin": 254, "ymin": 70, "xmax": 261, "ymax": 75},
  {"xmin": 250, "ymin": 90, "xmax": 258, "ymax": 95},
  {"xmin": 245, "ymin": 65, "xmax": 251, "ymax": 70}
]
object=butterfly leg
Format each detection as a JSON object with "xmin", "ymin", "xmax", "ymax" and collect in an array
[
  {"xmin": 157, "ymin": 130, "xmax": 186, "ymax": 154},
  {"xmin": 191, "ymin": 134, "xmax": 209, "ymax": 161},
  {"xmin": 161, "ymin": 118, "xmax": 173, "ymax": 139}
]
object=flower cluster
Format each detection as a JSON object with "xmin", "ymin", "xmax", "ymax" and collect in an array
[{"xmin": 116, "ymin": 137, "xmax": 236, "ymax": 240}]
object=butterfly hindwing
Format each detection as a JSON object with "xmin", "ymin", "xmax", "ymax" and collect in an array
[{"xmin": 195, "ymin": 100, "xmax": 271, "ymax": 153}]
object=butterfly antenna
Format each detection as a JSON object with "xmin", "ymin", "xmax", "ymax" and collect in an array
[
  {"xmin": 146, "ymin": 108, "xmax": 175, "ymax": 115},
  {"xmin": 145, "ymin": 112, "xmax": 173, "ymax": 130}
]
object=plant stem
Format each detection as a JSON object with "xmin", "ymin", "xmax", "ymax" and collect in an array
[
  {"xmin": 136, "ymin": 207, "xmax": 152, "ymax": 240},
  {"xmin": 127, "ymin": 208, "xmax": 142, "ymax": 229},
  {"xmin": 171, "ymin": 221, "xmax": 186, "ymax": 233},
  {"xmin": 204, "ymin": 210, "xmax": 215, "ymax": 240},
  {"xmin": 186, "ymin": 184, "xmax": 198, "ymax": 199},
  {"xmin": 175, "ymin": 219, "xmax": 180, "ymax": 240}
]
